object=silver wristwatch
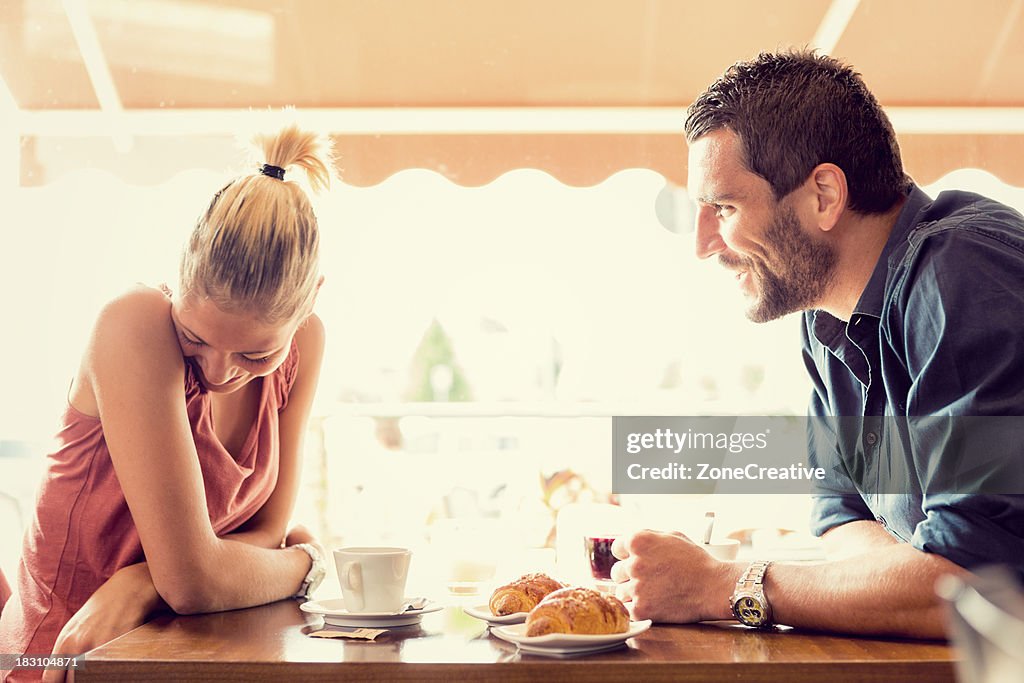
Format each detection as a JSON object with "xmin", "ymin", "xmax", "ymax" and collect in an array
[
  {"xmin": 292, "ymin": 543, "xmax": 326, "ymax": 600},
  {"xmin": 730, "ymin": 560, "xmax": 773, "ymax": 628}
]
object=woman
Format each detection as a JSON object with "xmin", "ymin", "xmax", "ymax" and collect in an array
[
  {"xmin": 0, "ymin": 568, "xmax": 10, "ymax": 615},
  {"xmin": 0, "ymin": 124, "xmax": 331, "ymax": 682}
]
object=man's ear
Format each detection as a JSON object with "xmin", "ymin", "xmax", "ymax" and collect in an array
[{"xmin": 806, "ymin": 163, "xmax": 848, "ymax": 232}]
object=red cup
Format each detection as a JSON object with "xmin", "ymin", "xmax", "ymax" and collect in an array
[{"xmin": 583, "ymin": 535, "xmax": 618, "ymax": 580}]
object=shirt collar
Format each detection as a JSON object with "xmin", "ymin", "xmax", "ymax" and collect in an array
[
  {"xmin": 851, "ymin": 184, "xmax": 933, "ymax": 319},
  {"xmin": 807, "ymin": 184, "xmax": 932, "ymax": 386}
]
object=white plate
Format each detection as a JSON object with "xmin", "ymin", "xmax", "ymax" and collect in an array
[
  {"xmin": 490, "ymin": 620, "xmax": 652, "ymax": 655},
  {"xmin": 300, "ymin": 598, "xmax": 443, "ymax": 628},
  {"xmin": 463, "ymin": 604, "xmax": 528, "ymax": 625}
]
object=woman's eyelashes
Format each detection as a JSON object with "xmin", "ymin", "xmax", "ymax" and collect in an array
[{"xmin": 180, "ymin": 333, "xmax": 274, "ymax": 366}]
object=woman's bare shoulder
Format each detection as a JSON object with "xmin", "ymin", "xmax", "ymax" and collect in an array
[
  {"xmin": 71, "ymin": 285, "xmax": 184, "ymax": 416},
  {"xmin": 294, "ymin": 312, "xmax": 325, "ymax": 354},
  {"xmin": 98, "ymin": 283, "xmax": 172, "ymax": 321},
  {"xmin": 89, "ymin": 286, "xmax": 181, "ymax": 356},
  {"xmin": 100, "ymin": 282, "xmax": 181, "ymax": 346}
]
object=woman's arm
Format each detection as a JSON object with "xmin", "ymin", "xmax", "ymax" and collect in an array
[
  {"xmin": 86, "ymin": 290, "xmax": 324, "ymax": 614},
  {"xmin": 45, "ymin": 521, "xmax": 325, "ymax": 682},
  {"xmin": 228, "ymin": 314, "xmax": 326, "ymax": 550}
]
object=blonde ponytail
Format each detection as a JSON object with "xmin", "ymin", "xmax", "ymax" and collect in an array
[
  {"xmin": 180, "ymin": 123, "xmax": 333, "ymax": 324},
  {"xmin": 255, "ymin": 124, "xmax": 332, "ymax": 193}
]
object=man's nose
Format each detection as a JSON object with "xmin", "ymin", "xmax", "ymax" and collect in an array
[{"xmin": 694, "ymin": 208, "xmax": 726, "ymax": 260}]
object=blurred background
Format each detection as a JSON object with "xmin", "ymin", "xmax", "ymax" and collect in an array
[{"xmin": 1, "ymin": 0, "xmax": 1023, "ymax": 594}]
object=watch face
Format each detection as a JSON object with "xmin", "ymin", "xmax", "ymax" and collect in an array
[{"xmin": 733, "ymin": 594, "xmax": 768, "ymax": 627}]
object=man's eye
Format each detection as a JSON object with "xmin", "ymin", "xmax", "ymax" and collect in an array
[{"xmin": 714, "ymin": 204, "xmax": 735, "ymax": 217}]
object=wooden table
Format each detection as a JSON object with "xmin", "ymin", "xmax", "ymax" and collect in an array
[{"xmin": 77, "ymin": 599, "xmax": 957, "ymax": 682}]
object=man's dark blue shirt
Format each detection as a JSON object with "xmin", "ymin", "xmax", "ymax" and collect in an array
[{"xmin": 802, "ymin": 185, "xmax": 1024, "ymax": 576}]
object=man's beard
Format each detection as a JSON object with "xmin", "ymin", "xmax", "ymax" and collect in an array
[{"xmin": 720, "ymin": 204, "xmax": 838, "ymax": 323}]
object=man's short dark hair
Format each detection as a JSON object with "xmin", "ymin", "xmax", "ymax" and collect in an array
[{"xmin": 684, "ymin": 50, "xmax": 912, "ymax": 214}]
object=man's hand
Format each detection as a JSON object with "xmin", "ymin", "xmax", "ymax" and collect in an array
[
  {"xmin": 610, "ymin": 529, "xmax": 739, "ymax": 623},
  {"xmin": 43, "ymin": 564, "xmax": 165, "ymax": 683}
]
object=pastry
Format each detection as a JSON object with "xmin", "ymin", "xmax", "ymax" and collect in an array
[
  {"xmin": 525, "ymin": 586, "xmax": 629, "ymax": 636},
  {"xmin": 488, "ymin": 572, "xmax": 565, "ymax": 616}
]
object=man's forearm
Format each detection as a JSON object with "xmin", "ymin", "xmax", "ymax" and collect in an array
[
  {"xmin": 708, "ymin": 544, "xmax": 968, "ymax": 638},
  {"xmin": 821, "ymin": 520, "xmax": 898, "ymax": 560}
]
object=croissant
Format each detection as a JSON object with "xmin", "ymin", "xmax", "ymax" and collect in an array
[
  {"xmin": 488, "ymin": 572, "xmax": 566, "ymax": 616},
  {"xmin": 525, "ymin": 587, "xmax": 630, "ymax": 636}
]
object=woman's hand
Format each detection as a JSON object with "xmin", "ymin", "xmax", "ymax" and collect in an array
[
  {"xmin": 43, "ymin": 564, "xmax": 165, "ymax": 683},
  {"xmin": 283, "ymin": 524, "xmax": 327, "ymax": 598},
  {"xmin": 284, "ymin": 524, "xmax": 326, "ymax": 559}
]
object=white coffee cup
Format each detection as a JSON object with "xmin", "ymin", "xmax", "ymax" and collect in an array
[
  {"xmin": 701, "ymin": 538, "xmax": 741, "ymax": 561},
  {"xmin": 334, "ymin": 547, "xmax": 412, "ymax": 613}
]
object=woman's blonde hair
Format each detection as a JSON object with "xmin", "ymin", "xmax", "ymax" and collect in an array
[{"xmin": 180, "ymin": 123, "xmax": 332, "ymax": 324}]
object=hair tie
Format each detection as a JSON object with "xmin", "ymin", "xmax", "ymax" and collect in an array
[{"xmin": 261, "ymin": 164, "xmax": 286, "ymax": 180}]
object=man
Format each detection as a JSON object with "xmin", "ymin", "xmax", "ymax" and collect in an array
[{"xmin": 611, "ymin": 50, "xmax": 1024, "ymax": 638}]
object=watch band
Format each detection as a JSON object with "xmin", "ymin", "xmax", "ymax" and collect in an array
[
  {"xmin": 292, "ymin": 542, "xmax": 326, "ymax": 600},
  {"xmin": 738, "ymin": 560, "xmax": 771, "ymax": 589},
  {"xmin": 730, "ymin": 560, "xmax": 773, "ymax": 627}
]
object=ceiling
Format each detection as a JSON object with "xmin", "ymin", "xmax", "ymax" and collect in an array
[{"xmin": 2, "ymin": 0, "xmax": 1023, "ymax": 186}]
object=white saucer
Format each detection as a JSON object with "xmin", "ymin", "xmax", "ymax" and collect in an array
[
  {"xmin": 490, "ymin": 620, "xmax": 652, "ymax": 656},
  {"xmin": 300, "ymin": 598, "xmax": 443, "ymax": 628},
  {"xmin": 463, "ymin": 604, "xmax": 528, "ymax": 625}
]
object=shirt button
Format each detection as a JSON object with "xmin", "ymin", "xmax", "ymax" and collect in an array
[{"xmin": 866, "ymin": 432, "xmax": 878, "ymax": 446}]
